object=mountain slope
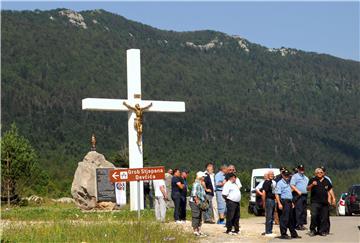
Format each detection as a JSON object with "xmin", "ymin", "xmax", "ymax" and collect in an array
[{"xmin": 2, "ymin": 9, "xmax": 360, "ymax": 186}]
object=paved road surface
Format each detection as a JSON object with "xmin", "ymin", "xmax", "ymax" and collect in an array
[
  {"xmin": 178, "ymin": 215, "xmax": 360, "ymax": 243},
  {"xmin": 270, "ymin": 216, "xmax": 360, "ymax": 243}
]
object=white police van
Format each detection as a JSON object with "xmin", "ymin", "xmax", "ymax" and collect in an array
[{"xmin": 248, "ymin": 168, "xmax": 280, "ymax": 216}]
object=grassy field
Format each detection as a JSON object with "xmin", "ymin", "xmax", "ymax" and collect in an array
[
  {"xmin": 1, "ymin": 201, "xmax": 196, "ymax": 243},
  {"xmin": 1, "ymin": 200, "xmax": 252, "ymax": 242}
]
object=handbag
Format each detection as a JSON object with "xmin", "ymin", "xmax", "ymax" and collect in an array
[{"xmin": 199, "ymin": 198, "xmax": 210, "ymax": 211}]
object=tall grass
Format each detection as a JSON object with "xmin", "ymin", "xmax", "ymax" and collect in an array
[
  {"xmin": 3, "ymin": 221, "xmax": 195, "ymax": 243},
  {"xmin": 2, "ymin": 202, "xmax": 252, "ymax": 222},
  {"xmin": 2, "ymin": 202, "xmax": 197, "ymax": 242},
  {"xmin": 2, "ymin": 199, "xmax": 252, "ymax": 242}
]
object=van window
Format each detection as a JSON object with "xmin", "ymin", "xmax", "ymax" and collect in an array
[{"xmin": 254, "ymin": 177, "xmax": 264, "ymax": 188}]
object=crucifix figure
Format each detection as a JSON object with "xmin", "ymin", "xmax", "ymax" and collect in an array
[
  {"xmin": 123, "ymin": 102, "xmax": 152, "ymax": 146},
  {"xmin": 82, "ymin": 49, "xmax": 185, "ymax": 211}
]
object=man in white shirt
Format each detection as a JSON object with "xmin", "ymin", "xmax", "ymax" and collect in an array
[
  {"xmin": 222, "ymin": 173, "xmax": 241, "ymax": 235},
  {"xmin": 227, "ymin": 164, "xmax": 242, "ymax": 190},
  {"xmin": 153, "ymin": 179, "xmax": 168, "ymax": 222}
]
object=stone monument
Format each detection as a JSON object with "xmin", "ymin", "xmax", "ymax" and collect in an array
[{"xmin": 71, "ymin": 151, "xmax": 115, "ymax": 210}]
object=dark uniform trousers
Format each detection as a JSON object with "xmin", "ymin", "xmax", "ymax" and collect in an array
[
  {"xmin": 310, "ymin": 202, "xmax": 329, "ymax": 234},
  {"xmin": 226, "ymin": 200, "xmax": 240, "ymax": 233},
  {"xmin": 279, "ymin": 199, "xmax": 298, "ymax": 237},
  {"xmin": 295, "ymin": 194, "xmax": 307, "ymax": 226}
]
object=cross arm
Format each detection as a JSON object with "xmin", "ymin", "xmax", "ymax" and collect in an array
[
  {"xmin": 82, "ymin": 98, "xmax": 185, "ymax": 112},
  {"xmin": 82, "ymin": 98, "xmax": 129, "ymax": 111},
  {"xmin": 142, "ymin": 100, "xmax": 185, "ymax": 112}
]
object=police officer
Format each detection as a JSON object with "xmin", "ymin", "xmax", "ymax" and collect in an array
[
  {"xmin": 290, "ymin": 164, "xmax": 309, "ymax": 230},
  {"xmin": 275, "ymin": 169, "xmax": 301, "ymax": 239},
  {"xmin": 273, "ymin": 167, "xmax": 286, "ymax": 226},
  {"xmin": 274, "ymin": 167, "xmax": 286, "ymax": 183}
]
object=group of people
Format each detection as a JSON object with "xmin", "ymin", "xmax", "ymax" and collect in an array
[
  {"xmin": 150, "ymin": 163, "xmax": 336, "ymax": 238},
  {"xmin": 151, "ymin": 163, "xmax": 243, "ymax": 236},
  {"xmin": 256, "ymin": 165, "xmax": 336, "ymax": 239}
]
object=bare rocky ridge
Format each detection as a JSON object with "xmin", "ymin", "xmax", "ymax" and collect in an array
[{"xmin": 59, "ymin": 9, "xmax": 87, "ymax": 29}]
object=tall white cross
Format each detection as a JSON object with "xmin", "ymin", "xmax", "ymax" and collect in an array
[{"xmin": 82, "ymin": 49, "xmax": 185, "ymax": 211}]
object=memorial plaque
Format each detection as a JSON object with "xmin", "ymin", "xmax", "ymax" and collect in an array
[{"xmin": 96, "ymin": 168, "xmax": 116, "ymax": 202}]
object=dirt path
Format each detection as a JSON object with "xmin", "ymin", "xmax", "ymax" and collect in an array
[
  {"xmin": 270, "ymin": 216, "xmax": 359, "ymax": 243},
  {"xmin": 170, "ymin": 217, "xmax": 278, "ymax": 243}
]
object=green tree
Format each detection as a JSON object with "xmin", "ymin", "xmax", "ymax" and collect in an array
[{"xmin": 1, "ymin": 123, "xmax": 49, "ymax": 205}]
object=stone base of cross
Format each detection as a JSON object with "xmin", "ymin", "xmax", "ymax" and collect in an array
[{"xmin": 82, "ymin": 49, "xmax": 185, "ymax": 210}]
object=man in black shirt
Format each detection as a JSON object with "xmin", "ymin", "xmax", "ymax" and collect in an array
[
  {"xmin": 307, "ymin": 168, "xmax": 336, "ymax": 236},
  {"xmin": 262, "ymin": 170, "xmax": 277, "ymax": 236},
  {"xmin": 171, "ymin": 169, "xmax": 184, "ymax": 223},
  {"xmin": 143, "ymin": 180, "xmax": 154, "ymax": 209},
  {"xmin": 180, "ymin": 170, "xmax": 189, "ymax": 222},
  {"xmin": 320, "ymin": 166, "xmax": 333, "ymax": 234}
]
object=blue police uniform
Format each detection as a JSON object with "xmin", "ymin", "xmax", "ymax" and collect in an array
[
  {"xmin": 291, "ymin": 173, "xmax": 309, "ymax": 194},
  {"xmin": 275, "ymin": 178, "xmax": 298, "ymax": 238},
  {"xmin": 276, "ymin": 179, "xmax": 293, "ymax": 199},
  {"xmin": 290, "ymin": 173, "xmax": 309, "ymax": 228}
]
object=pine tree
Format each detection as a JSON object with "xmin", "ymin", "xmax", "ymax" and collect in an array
[{"xmin": 1, "ymin": 123, "xmax": 49, "ymax": 205}]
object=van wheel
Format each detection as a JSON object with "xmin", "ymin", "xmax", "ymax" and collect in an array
[
  {"xmin": 248, "ymin": 205, "xmax": 253, "ymax": 214},
  {"xmin": 253, "ymin": 207, "xmax": 261, "ymax": 216}
]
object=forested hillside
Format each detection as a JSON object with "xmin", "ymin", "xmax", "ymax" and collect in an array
[{"xmin": 2, "ymin": 9, "xmax": 359, "ymax": 196}]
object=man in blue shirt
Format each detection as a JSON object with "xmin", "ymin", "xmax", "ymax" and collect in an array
[
  {"xmin": 215, "ymin": 165, "xmax": 228, "ymax": 224},
  {"xmin": 290, "ymin": 164, "xmax": 309, "ymax": 230},
  {"xmin": 275, "ymin": 169, "xmax": 301, "ymax": 239}
]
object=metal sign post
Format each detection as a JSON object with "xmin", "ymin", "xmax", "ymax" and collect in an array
[{"xmin": 137, "ymin": 180, "xmax": 140, "ymax": 219}]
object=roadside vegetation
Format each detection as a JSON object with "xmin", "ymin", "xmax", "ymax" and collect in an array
[{"xmin": 2, "ymin": 201, "xmax": 197, "ymax": 242}]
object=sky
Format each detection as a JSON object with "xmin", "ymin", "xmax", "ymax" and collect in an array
[{"xmin": 2, "ymin": 1, "xmax": 359, "ymax": 61}]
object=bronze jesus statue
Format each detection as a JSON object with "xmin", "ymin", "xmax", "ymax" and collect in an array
[{"xmin": 123, "ymin": 101, "xmax": 153, "ymax": 146}]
